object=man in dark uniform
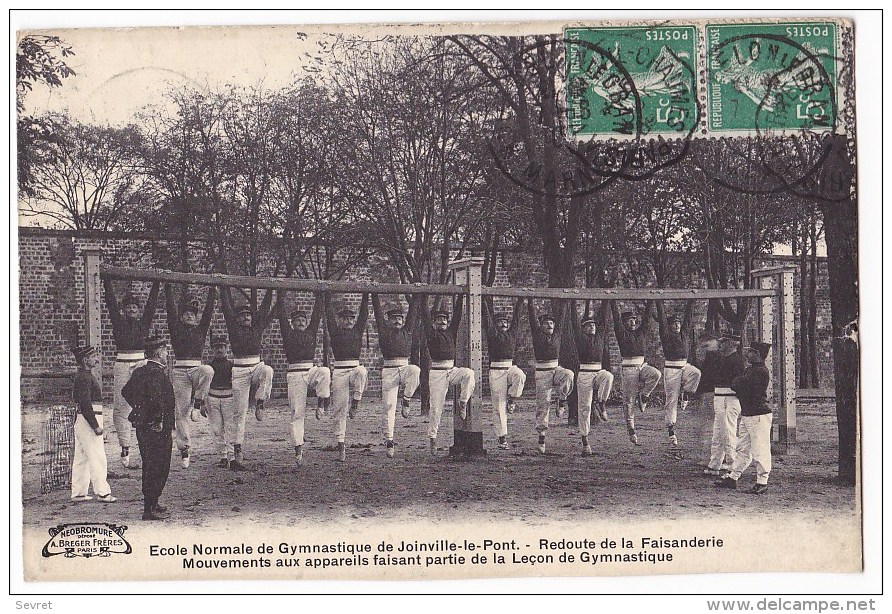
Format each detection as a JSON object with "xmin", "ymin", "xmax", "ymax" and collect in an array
[
  {"xmin": 422, "ymin": 295, "xmax": 475, "ymax": 456},
  {"xmin": 715, "ymin": 341, "xmax": 773, "ymax": 494},
  {"xmin": 164, "ymin": 283, "xmax": 216, "ymax": 468},
  {"xmin": 610, "ymin": 301, "xmax": 661, "ymax": 445},
  {"xmin": 122, "ymin": 337, "xmax": 175, "ymax": 521},
  {"xmin": 325, "ymin": 293, "xmax": 370, "ymax": 462},
  {"xmin": 655, "ymin": 300, "xmax": 701, "ymax": 447},
  {"xmin": 103, "ymin": 277, "xmax": 160, "ymax": 468},
  {"xmin": 482, "ymin": 296, "xmax": 525, "ymax": 450},
  {"xmin": 705, "ymin": 333, "xmax": 747, "ymax": 476},
  {"xmin": 219, "ymin": 286, "xmax": 274, "ymax": 466},
  {"xmin": 528, "ymin": 300, "xmax": 574, "ymax": 455},
  {"xmin": 570, "ymin": 300, "xmax": 614, "ymax": 456},
  {"xmin": 277, "ymin": 290, "xmax": 330, "ymax": 467},
  {"xmin": 372, "ymin": 293, "xmax": 421, "ymax": 458}
]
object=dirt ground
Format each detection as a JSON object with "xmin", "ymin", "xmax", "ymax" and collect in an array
[{"xmin": 20, "ymin": 394, "xmax": 857, "ymax": 529}]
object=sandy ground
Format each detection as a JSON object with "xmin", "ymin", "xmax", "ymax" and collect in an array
[{"xmin": 21, "ymin": 394, "xmax": 857, "ymax": 528}]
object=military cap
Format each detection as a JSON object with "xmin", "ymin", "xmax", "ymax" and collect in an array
[
  {"xmin": 494, "ymin": 312, "xmax": 512, "ymax": 323},
  {"xmin": 121, "ymin": 293, "xmax": 140, "ymax": 307},
  {"xmin": 144, "ymin": 336, "xmax": 167, "ymax": 351},
  {"xmin": 432, "ymin": 308, "xmax": 451, "ymax": 319},
  {"xmin": 337, "ymin": 306, "xmax": 355, "ymax": 318},
  {"xmin": 72, "ymin": 345, "xmax": 97, "ymax": 362},
  {"xmin": 385, "ymin": 304, "xmax": 404, "ymax": 318},
  {"xmin": 211, "ymin": 335, "xmax": 228, "ymax": 346},
  {"xmin": 581, "ymin": 313, "xmax": 598, "ymax": 326},
  {"xmin": 290, "ymin": 309, "xmax": 309, "ymax": 321},
  {"xmin": 667, "ymin": 314, "xmax": 682, "ymax": 324},
  {"xmin": 621, "ymin": 311, "xmax": 637, "ymax": 320},
  {"xmin": 236, "ymin": 304, "xmax": 253, "ymax": 316},
  {"xmin": 538, "ymin": 312, "xmax": 556, "ymax": 324},
  {"xmin": 183, "ymin": 298, "xmax": 202, "ymax": 314},
  {"xmin": 744, "ymin": 342, "xmax": 771, "ymax": 361}
]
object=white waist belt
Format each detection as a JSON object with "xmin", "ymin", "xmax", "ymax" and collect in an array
[
  {"xmin": 622, "ymin": 357, "xmax": 645, "ymax": 367},
  {"xmin": 664, "ymin": 359, "xmax": 688, "ymax": 368},
  {"xmin": 383, "ymin": 358, "xmax": 409, "ymax": 368},
  {"xmin": 714, "ymin": 387, "xmax": 737, "ymax": 396},
  {"xmin": 233, "ymin": 356, "xmax": 261, "ymax": 367},
  {"xmin": 209, "ymin": 389, "xmax": 233, "ymax": 398},
  {"xmin": 579, "ymin": 363, "xmax": 602, "ymax": 371},
  {"xmin": 173, "ymin": 359, "xmax": 202, "ymax": 368},
  {"xmin": 90, "ymin": 402, "xmax": 103, "ymax": 416},
  {"xmin": 333, "ymin": 360, "xmax": 360, "ymax": 369},
  {"xmin": 431, "ymin": 360, "xmax": 455, "ymax": 370},
  {"xmin": 116, "ymin": 351, "xmax": 144, "ymax": 362},
  {"xmin": 490, "ymin": 360, "xmax": 513, "ymax": 369},
  {"xmin": 287, "ymin": 362, "xmax": 315, "ymax": 370},
  {"xmin": 535, "ymin": 360, "xmax": 559, "ymax": 370}
]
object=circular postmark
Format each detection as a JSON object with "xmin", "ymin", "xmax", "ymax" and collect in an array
[
  {"xmin": 706, "ymin": 33, "xmax": 850, "ymax": 201},
  {"xmin": 485, "ymin": 34, "xmax": 701, "ymax": 198}
]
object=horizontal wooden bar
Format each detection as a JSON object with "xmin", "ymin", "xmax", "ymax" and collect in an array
[
  {"xmin": 100, "ymin": 266, "xmax": 466, "ymax": 295},
  {"xmin": 481, "ymin": 286, "xmax": 777, "ymax": 299}
]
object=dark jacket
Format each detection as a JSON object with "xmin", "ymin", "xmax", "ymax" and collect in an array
[
  {"xmin": 165, "ymin": 285, "xmax": 216, "ymax": 360},
  {"xmin": 326, "ymin": 293, "xmax": 369, "ymax": 361},
  {"xmin": 372, "ymin": 293, "xmax": 419, "ymax": 359},
  {"xmin": 220, "ymin": 287, "xmax": 274, "ymax": 358},
  {"xmin": 610, "ymin": 301, "xmax": 653, "ymax": 358},
  {"xmin": 423, "ymin": 295, "xmax": 463, "ymax": 361},
  {"xmin": 278, "ymin": 293, "xmax": 324, "ymax": 363},
  {"xmin": 103, "ymin": 278, "xmax": 160, "ymax": 351},
  {"xmin": 72, "ymin": 369, "xmax": 102, "ymax": 430},
  {"xmin": 483, "ymin": 298, "xmax": 523, "ymax": 362},
  {"xmin": 732, "ymin": 362, "xmax": 772, "ymax": 416},
  {"xmin": 122, "ymin": 360, "xmax": 175, "ymax": 432}
]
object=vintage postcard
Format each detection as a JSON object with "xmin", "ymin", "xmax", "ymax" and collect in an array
[{"xmin": 14, "ymin": 14, "xmax": 866, "ymax": 586}]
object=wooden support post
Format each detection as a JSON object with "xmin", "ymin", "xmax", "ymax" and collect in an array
[
  {"xmin": 754, "ymin": 267, "xmax": 797, "ymax": 455},
  {"xmin": 448, "ymin": 257, "xmax": 485, "ymax": 457},
  {"xmin": 776, "ymin": 269, "xmax": 797, "ymax": 454},
  {"xmin": 83, "ymin": 249, "xmax": 103, "ymax": 381}
]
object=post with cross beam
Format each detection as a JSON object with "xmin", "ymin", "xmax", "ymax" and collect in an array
[{"xmin": 447, "ymin": 256, "xmax": 485, "ymax": 457}]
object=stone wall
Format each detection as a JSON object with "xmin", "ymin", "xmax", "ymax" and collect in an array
[{"xmin": 18, "ymin": 228, "xmax": 834, "ymax": 402}]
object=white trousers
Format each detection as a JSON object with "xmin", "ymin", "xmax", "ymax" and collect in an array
[
  {"xmin": 206, "ymin": 389, "xmax": 236, "ymax": 458},
  {"xmin": 287, "ymin": 367, "xmax": 332, "ymax": 446},
  {"xmin": 112, "ymin": 359, "xmax": 144, "ymax": 449},
  {"xmin": 662, "ymin": 364, "xmax": 702, "ymax": 426},
  {"xmin": 576, "ymin": 370, "xmax": 614, "ymax": 437},
  {"xmin": 489, "ymin": 366, "xmax": 526, "ymax": 438},
  {"xmin": 172, "ymin": 364, "xmax": 214, "ymax": 452},
  {"xmin": 708, "ymin": 393, "xmax": 742, "ymax": 471},
  {"xmin": 730, "ymin": 414, "xmax": 773, "ymax": 484},
  {"xmin": 231, "ymin": 362, "xmax": 274, "ymax": 446},
  {"xmin": 71, "ymin": 411, "xmax": 111, "ymax": 498},
  {"xmin": 620, "ymin": 363, "xmax": 661, "ymax": 428},
  {"xmin": 428, "ymin": 367, "xmax": 475, "ymax": 439},
  {"xmin": 381, "ymin": 364, "xmax": 421, "ymax": 440},
  {"xmin": 534, "ymin": 367, "xmax": 574, "ymax": 434},
  {"xmin": 331, "ymin": 365, "xmax": 368, "ymax": 443}
]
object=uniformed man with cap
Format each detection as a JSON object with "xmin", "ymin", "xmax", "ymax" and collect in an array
[
  {"xmin": 482, "ymin": 296, "xmax": 526, "ymax": 450},
  {"xmin": 103, "ymin": 277, "xmax": 161, "ymax": 469},
  {"xmin": 715, "ymin": 341, "xmax": 773, "ymax": 494},
  {"xmin": 325, "ymin": 292, "xmax": 370, "ymax": 462},
  {"xmin": 705, "ymin": 332, "xmax": 747, "ymax": 476},
  {"xmin": 372, "ymin": 293, "xmax": 422, "ymax": 458},
  {"xmin": 122, "ymin": 336, "xmax": 174, "ymax": 520},
  {"xmin": 655, "ymin": 300, "xmax": 701, "ymax": 447},
  {"xmin": 164, "ymin": 284, "xmax": 216, "ymax": 468},
  {"xmin": 527, "ymin": 299, "xmax": 574, "ymax": 455},
  {"xmin": 205, "ymin": 335, "xmax": 237, "ymax": 469},
  {"xmin": 610, "ymin": 300, "xmax": 661, "ymax": 445},
  {"xmin": 219, "ymin": 286, "xmax": 275, "ymax": 467},
  {"xmin": 70, "ymin": 345, "xmax": 116, "ymax": 503},
  {"xmin": 570, "ymin": 300, "xmax": 613, "ymax": 456},
  {"xmin": 422, "ymin": 294, "xmax": 475, "ymax": 456},
  {"xmin": 277, "ymin": 290, "xmax": 331, "ymax": 467}
]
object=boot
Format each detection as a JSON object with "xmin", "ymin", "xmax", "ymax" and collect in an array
[
  {"xmin": 337, "ymin": 442, "xmax": 347, "ymax": 462},
  {"xmin": 401, "ymin": 397, "xmax": 411, "ymax": 419},
  {"xmin": 348, "ymin": 398, "xmax": 360, "ymax": 419},
  {"xmin": 386, "ymin": 440, "xmax": 395, "ymax": 458},
  {"xmin": 295, "ymin": 445, "xmax": 303, "ymax": 467},
  {"xmin": 254, "ymin": 400, "xmax": 265, "ymax": 422}
]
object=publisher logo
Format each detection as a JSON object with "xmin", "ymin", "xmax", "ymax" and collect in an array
[{"xmin": 41, "ymin": 523, "xmax": 132, "ymax": 558}]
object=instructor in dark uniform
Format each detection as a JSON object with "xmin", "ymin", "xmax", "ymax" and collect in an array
[{"xmin": 122, "ymin": 337, "xmax": 175, "ymax": 521}]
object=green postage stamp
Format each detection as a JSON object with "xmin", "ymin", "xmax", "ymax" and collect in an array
[
  {"xmin": 706, "ymin": 22, "xmax": 838, "ymax": 133},
  {"xmin": 565, "ymin": 25, "xmax": 699, "ymax": 138}
]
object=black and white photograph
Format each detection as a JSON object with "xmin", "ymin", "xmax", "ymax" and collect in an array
[{"xmin": 11, "ymin": 10, "xmax": 880, "ymax": 596}]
